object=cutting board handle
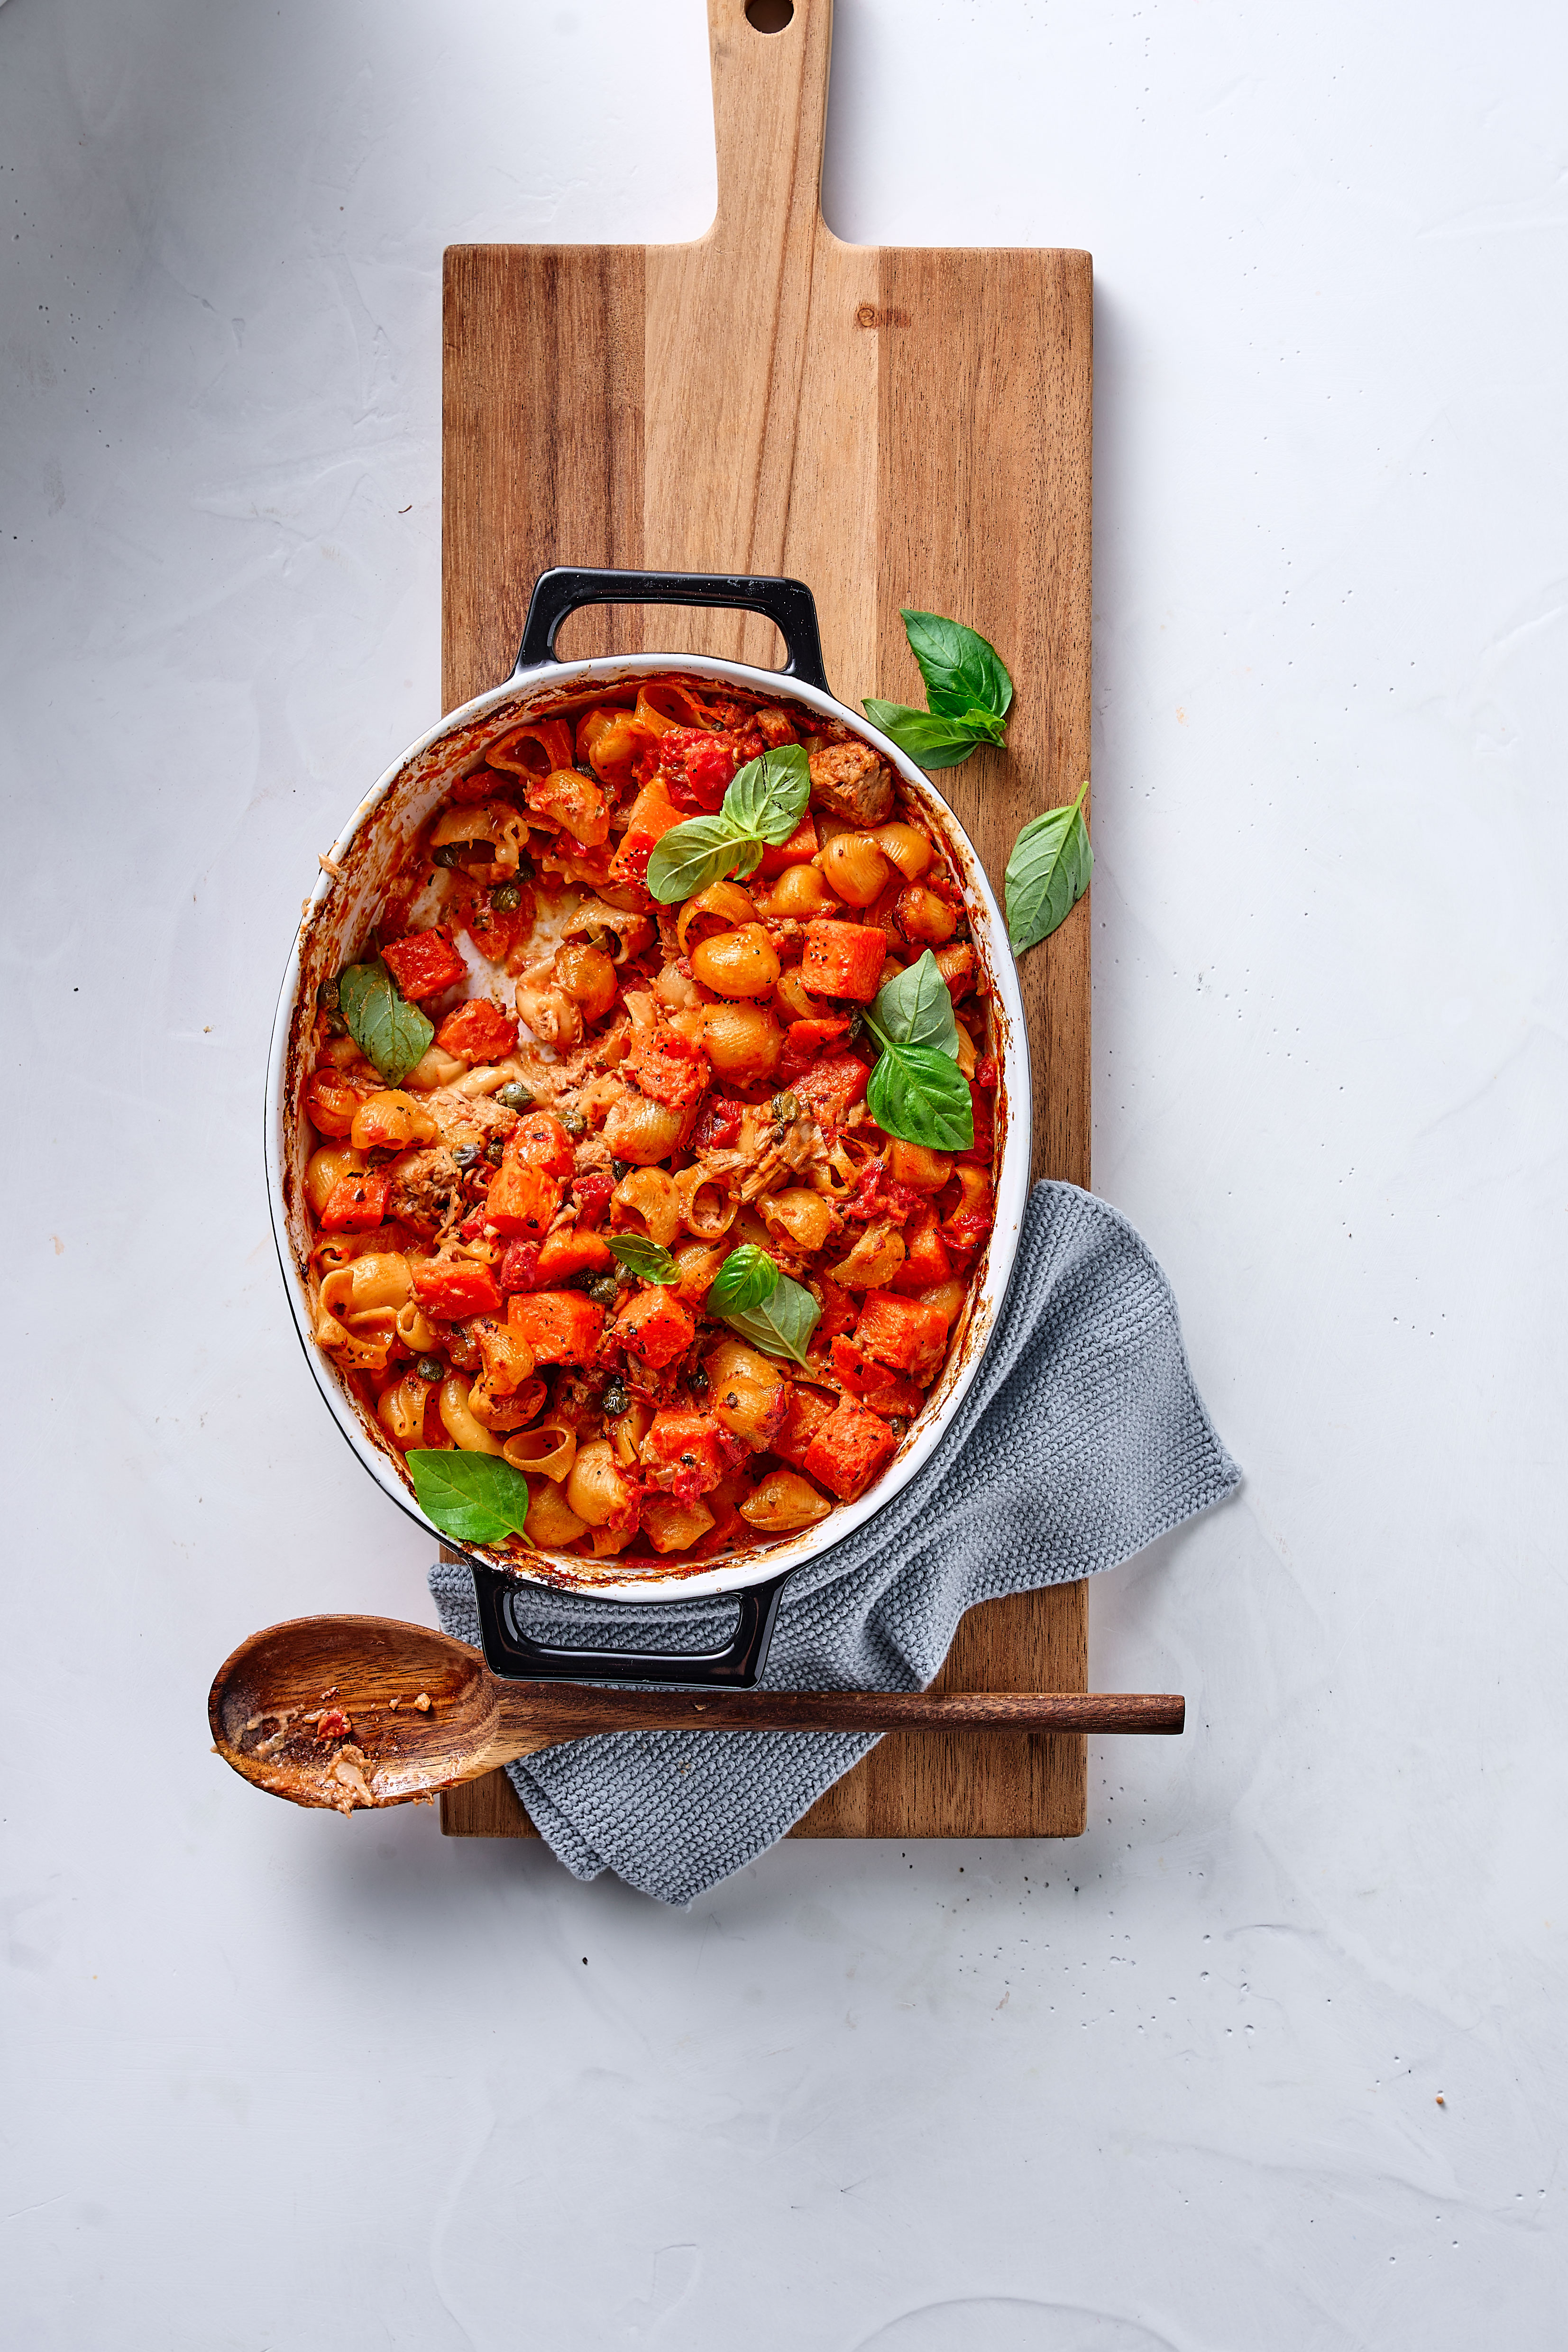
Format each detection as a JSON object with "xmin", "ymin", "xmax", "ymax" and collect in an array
[{"xmin": 705, "ymin": 0, "xmax": 833, "ymax": 245}]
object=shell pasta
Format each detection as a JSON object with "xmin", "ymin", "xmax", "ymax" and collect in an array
[{"xmin": 298, "ymin": 677, "xmax": 1000, "ymax": 1577}]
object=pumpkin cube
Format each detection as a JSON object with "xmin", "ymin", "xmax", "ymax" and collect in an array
[
  {"xmin": 758, "ymin": 812, "xmax": 819, "ymax": 878},
  {"xmin": 535, "ymin": 1225, "xmax": 615, "ymax": 1282},
  {"xmin": 854, "ymin": 1290, "xmax": 950, "ymax": 1382},
  {"xmin": 611, "ymin": 1283, "xmax": 696, "ymax": 1370},
  {"xmin": 484, "ymin": 1158, "xmax": 561, "ymax": 1239},
  {"xmin": 411, "ymin": 1256, "xmax": 503, "ymax": 1319},
  {"xmin": 800, "ymin": 919, "xmax": 888, "ymax": 1004},
  {"xmin": 436, "ymin": 996, "xmax": 519, "ymax": 1063},
  {"xmin": 803, "ymin": 1399, "xmax": 900, "ymax": 1503},
  {"xmin": 770, "ymin": 1384, "xmax": 838, "ymax": 1470},
  {"xmin": 505, "ymin": 1289, "xmax": 605, "ymax": 1365},
  {"xmin": 639, "ymin": 1409, "xmax": 734, "ymax": 1499},
  {"xmin": 890, "ymin": 1207, "xmax": 954, "ymax": 1296},
  {"xmin": 318, "ymin": 1170, "xmax": 391, "ymax": 1234}
]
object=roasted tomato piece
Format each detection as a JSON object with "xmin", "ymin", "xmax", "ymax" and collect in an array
[
  {"xmin": 792, "ymin": 1052, "xmax": 871, "ymax": 1123},
  {"xmin": 691, "ymin": 1097, "xmax": 744, "ymax": 1151},
  {"xmin": 779, "ymin": 1016, "xmax": 850, "ymax": 1086},
  {"xmin": 658, "ymin": 727, "xmax": 744, "ymax": 814},
  {"xmin": 454, "ymin": 883, "xmax": 532, "ymax": 965},
  {"xmin": 572, "ymin": 1169, "xmax": 614, "ymax": 1229},
  {"xmin": 496, "ymin": 1241, "xmax": 541, "ymax": 1296}
]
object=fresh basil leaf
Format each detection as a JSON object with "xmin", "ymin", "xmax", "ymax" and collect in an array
[
  {"xmin": 866, "ymin": 1042, "xmax": 974, "ymax": 1153},
  {"xmin": 645, "ymin": 815, "xmax": 745, "ymax": 905},
  {"xmin": 706, "ymin": 1243, "xmax": 780, "ymax": 1314},
  {"xmin": 900, "ymin": 610, "xmax": 1014, "ymax": 723},
  {"xmin": 646, "ymin": 749, "xmax": 809, "ymax": 904},
  {"xmin": 862, "ymin": 701, "xmax": 1005, "ymax": 770},
  {"xmin": 406, "ymin": 1450, "xmax": 536, "ymax": 1548},
  {"xmin": 723, "ymin": 744, "xmax": 810, "ymax": 845},
  {"xmin": 607, "ymin": 1234, "xmax": 679, "ymax": 1285},
  {"xmin": 868, "ymin": 949, "xmax": 961, "ymax": 1061},
  {"xmin": 337, "ymin": 960, "xmax": 435, "ymax": 1086},
  {"xmin": 715, "ymin": 1272, "xmax": 822, "ymax": 1368},
  {"xmin": 1004, "ymin": 782, "xmax": 1092, "ymax": 954}
]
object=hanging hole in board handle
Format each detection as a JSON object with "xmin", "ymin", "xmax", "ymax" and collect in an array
[{"xmin": 745, "ymin": 0, "xmax": 794, "ymax": 30}]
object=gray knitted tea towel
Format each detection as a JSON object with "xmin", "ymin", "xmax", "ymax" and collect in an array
[{"xmin": 430, "ymin": 1180, "xmax": 1240, "ymax": 1904}]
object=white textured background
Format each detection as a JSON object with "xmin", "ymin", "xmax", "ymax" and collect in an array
[{"xmin": 5, "ymin": 0, "xmax": 1566, "ymax": 2343}]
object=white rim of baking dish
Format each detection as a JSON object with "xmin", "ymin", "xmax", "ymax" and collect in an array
[{"xmin": 266, "ymin": 650, "xmax": 1031, "ymax": 1606}]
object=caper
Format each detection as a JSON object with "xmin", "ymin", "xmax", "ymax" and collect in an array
[
  {"xmin": 496, "ymin": 1082, "xmax": 534, "ymax": 1114},
  {"xmin": 561, "ymin": 1109, "xmax": 587, "ymax": 1138},
  {"xmin": 433, "ymin": 839, "xmax": 494, "ymax": 868},
  {"xmin": 416, "ymin": 1355, "xmax": 444, "ymax": 1382},
  {"xmin": 586, "ymin": 1274, "xmax": 620, "ymax": 1308},
  {"xmin": 846, "ymin": 1010, "xmax": 866, "ymax": 1043},
  {"xmin": 688, "ymin": 1364, "xmax": 709, "ymax": 1395},
  {"xmin": 452, "ymin": 1144, "xmax": 481, "ymax": 1169},
  {"xmin": 484, "ymin": 1136, "xmax": 505, "ymax": 1166},
  {"xmin": 325, "ymin": 1011, "xmax": 348, "ymax": 1038},
  {"xmin": 611, "ymin": 1158, "xmax": 631, "ymax": 1181},
  {"xmin": 514, "ymin": 854, "xmax": 535, "ymax": 882},
  {"xmin": 491, "ymin": 882, "xmax": 522, "ymax": 913},
  {"xmin": 317, "ymin": 977, "xmax": 341, "ymax": 1011},
  {"xmin": 602, "ymin": 1378, "xmax": 629, "ymax": 1417},
  {"xmin": 770, "ymin": 1090, "xmax": 799, "ymax": 1124}
]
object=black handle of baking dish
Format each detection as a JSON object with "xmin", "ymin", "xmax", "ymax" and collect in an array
[
  {"xmin": 468, "ymin": 1559, "xmax": 793, "ymax": 1689},
  {"xmin": 513, "ymin": 566, "xmax": 832, "ymax": 697}
]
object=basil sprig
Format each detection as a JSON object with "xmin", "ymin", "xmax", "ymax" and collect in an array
[
  {"xmin": 861, "ymin": 949, "xmax": 974, "ymax": 1153},
  {"xmin": 607, "ymin": 1234, "xmax": 679, "ymax": 1285},
  {"xmin": 337, "ymin": 958, "xmax": 434, "ymax": 1086},
  {"xmin": 863, "ymin": 611, "xmax": 1012, "ymax": 771},
  {"xmin": 407, "ymin": 1451, "xmax": 536, "ymax": 1548},
  {"xmin": 1004, "ymin": 781, "xmax": 1092, "ymax": 954},
  {"xmin": 705, "ymin": 1245, "xmax": 821, "ymax": 1366},
  {"xmin": 706, "ymin": 1244, "xmax": 779, "ymax": 1313},
  {"xmin": 645, "ymin": 745, "xmax": 809, "ymax": 904}
]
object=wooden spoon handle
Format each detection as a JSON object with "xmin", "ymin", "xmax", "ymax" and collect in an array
[{"xmin": 499, "ymin": 1690, "xmax": 1185, "ymax": 1745}]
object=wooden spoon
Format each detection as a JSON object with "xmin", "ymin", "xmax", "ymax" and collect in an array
[{"xmin": 208, "ymin": 1615, "xmax": 1185, "ymax": 1813}]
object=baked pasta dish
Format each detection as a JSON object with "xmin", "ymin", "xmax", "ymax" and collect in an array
[{"xmin": 298, "ymin": 676, "xmax": 1001, "ymax": 1575}]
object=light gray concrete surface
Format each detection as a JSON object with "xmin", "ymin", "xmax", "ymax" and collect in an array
[{"xmin": 4, "ymin": 1, "xmax": 1565, "ymax": 2343}]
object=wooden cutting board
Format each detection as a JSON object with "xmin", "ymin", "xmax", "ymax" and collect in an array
[{"xmin": 439, "ymin": 0, "xmax": 1092, "ymax": 1843}]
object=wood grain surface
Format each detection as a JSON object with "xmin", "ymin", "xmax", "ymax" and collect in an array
[{"xmin": 440, "ymin": 0, "xmax": 1092, "ymax": 1844}]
